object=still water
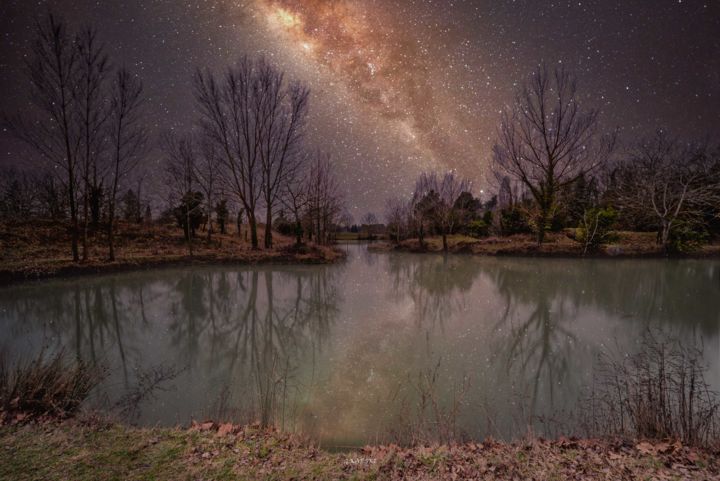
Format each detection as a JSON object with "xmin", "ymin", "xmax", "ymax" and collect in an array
[{"xmin": 1, "ymin": 244, "xmax": 719, "ymax": 446}]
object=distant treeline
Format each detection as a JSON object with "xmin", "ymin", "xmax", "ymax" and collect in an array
[
  {"xmin": 1, "ymin": 13, "xmax": 346, "ymax": 261},
  {"xmin": 380, "ymin": 66, "xmax": 720, "ymax": 253}
]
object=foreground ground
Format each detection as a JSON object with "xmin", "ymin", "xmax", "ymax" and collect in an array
[
  {"xmin": 370, "ymin": 231, "xmax": 720, "ymax": 258},
  {"xmin": 1, "ymin": 421, "xmax": 718, "ymax": 480},
  {"xmin": 0, "ymin": 221, "xmax": 343, "ymax": 284}
]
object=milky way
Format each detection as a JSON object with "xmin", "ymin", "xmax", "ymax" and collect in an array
[{"xmin": 1, "ymin": 0, "xmax": 719, "ymax": 217}]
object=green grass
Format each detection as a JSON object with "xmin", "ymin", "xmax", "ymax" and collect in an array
[{"xmin": 1, "ymin": 422, "xmax": 718, "ymax": 480}]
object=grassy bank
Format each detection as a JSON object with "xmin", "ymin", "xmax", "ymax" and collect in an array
[
  {"xmin": 370, "ymin": 231, "xmax": 720, "ymax": 258},
  {"xmin": 1, "ymin": 421, "xmax": 718, "ymax": 480},
  {"xmin": 0, "ymin": 221, "xmax": 344, "ymax": 285}
]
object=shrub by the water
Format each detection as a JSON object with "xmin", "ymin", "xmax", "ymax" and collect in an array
[
  {"xmin": 584, "ymin": 329, "xmax": 720, "ymax": 448},
  {"xmin": 0, "ymin": 351, "xmax": 103, "ymax": 423},
  {"xmin": 466, "ymin": 219, "xmax": 490, "ymax": 238},
  {"xmin": 667, "ymin": 222, "xmax": 709, "ymax": 253},
  {"xmin": 576, "ymin": 206, "xmax": 618, "ymax": 253}
]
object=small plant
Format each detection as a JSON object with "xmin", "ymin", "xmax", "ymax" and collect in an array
[
  {"xmin": 391, "ymin": 358, "xmax": 471, "ymax": 445},
  {"xmin": 466, "ymin": 219, "xmax": 490, "ymax": 238},
  {"xmin": 576, "ymin": 206, "xmax": 618, "ymax": 254},
  {"xmin": 500, "ymin": 205, "xmax": 532, "ymax": 236},
  {"xmin": 0, "ymin": 350, "xmax": 104, "ymax": 423},
  {"xmin": 667, "ymin": 222, "xmax": 709, "ymax": 253},
  {"xmin": 583, "ymin": 329, "xmax": 720, "ymax": 447}
]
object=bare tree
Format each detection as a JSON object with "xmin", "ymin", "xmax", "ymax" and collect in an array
[
  {"xmin": 613, "ymin": 132, "xmax": 720, "ymax": 250},
  {"xmin": 255, "ymin": 61, "xmax": 310, "ymax": 248},
  {"xmin": 306, "ymin": 153, "xmax": 344, "ymax": 245},
  {"xmin": 492, "ymin": 64, "xmax": 615, "ymax": 244},
  {"xmin": 4, "ymin": 14, "xmax": 82, "ymax": 261},
  {"xmin": 75, "ymin": 26, "xmax": 110, "ymax": 260},
  {"xmin": 107, "ymin": 68, "xmax": 146, "ymax": 261},
  {"xmin": 280, "ymin": 159, "xmax": 310, "ymax": 246},
  {"xmin": 0, "ymin": 168, "xmax": 40, "ymax": 220},
  {"xmin": 196, "ymin": 57, "xmax": 300, "ymax": 250},
  {"xmin": 361, "ymin": 212, "xmax": 378, "ymax": 238},
  {"xmin": 162, "ymin": 132, "xmax": 199, "ymax": 255},
  {"xmin": 414, "ymin": 172, "xmax": 470, "ymax": 252},
  {"xmin": 195, "ymin": 137, "xmax": 219, "ymax": 243},
  {"xmin": 384, "ymin": 196, "xmax": 408, "ymax": 244}
]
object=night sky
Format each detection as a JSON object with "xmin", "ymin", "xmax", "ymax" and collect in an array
[{"xmin": 1, "ymin": 0, "xmax": 719, "ymax": 218}]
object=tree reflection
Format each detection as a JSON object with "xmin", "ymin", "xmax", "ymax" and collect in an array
[
  {"xmin": 484, "ymin": 260, "xmax": 578, "ymax": 418},
  {"xmin": 385, "ymin": 253, "xmax": 481, "ymax": 327},
  {"xmin": 0, "ymin": 264, "xmax": 341, "ymax": 427}
]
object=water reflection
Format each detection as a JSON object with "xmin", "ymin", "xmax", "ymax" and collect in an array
[{"xmin": 0, "ymin": 247, "xmax": 718, "ymax": 445}]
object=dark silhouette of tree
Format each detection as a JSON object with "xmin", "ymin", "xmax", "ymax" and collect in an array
[
  {"xmin": 195, "ymin": 138, "xmax": 219, "ymax": 243},
  {"xmin": 613, "ymin": 132, "xmax": 720, "ymax": 250},
  {"xmin": 162, "ymin": 132, "xmax": 200, "ymax": 255},
  {"xmin": 492, "ymin": 64, "xmax": 615, "ymax": 244},
  {"xmin": 4, "ymin": 14, "xmax": 82, "ymax": 260},
  {"xmin": 76, "ymin": 26, "xmax": 110, "ymax": 261},
  {"xmin": 107, "ymin": 68, "xmax": 146, "ymax": 261},
  {"xmin": 215, "ymin": 199, "xmax": 229, "ymax": 234},
  {"xmin": 305, "ymin": 152, "xmax": 344, "ymax": 245},
  {"xmin": 413, "ymin": 172, "xmax": 470, "ymax": 252},
  {"xmin": 194, "ymin": 57, "xmax": 309, "ymax": 249}
]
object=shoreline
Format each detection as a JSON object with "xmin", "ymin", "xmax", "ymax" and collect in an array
[
  {"xmin": 1, "ymin": 420, "xmax": 717, "ymax": 480},
  {"xmin": 0, "ymin": 246, "xmax": 346, "ymax": 287},
  {"xmin": 367, "ymin": 237, "xmax": 720, "ymax": 259}
]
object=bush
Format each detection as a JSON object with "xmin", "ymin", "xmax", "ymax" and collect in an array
[
  {"xmin": 575, "ymin": 206, "xmax": 618, "ymax": 253},
  {"xmin": 667, "ymin": 223, "xmax": 709, "ymax": 253},
  {"xmin": 500, "ymin": 206, "xmax": 532, "ymax": 235},
  {"xmin": 274, "ymin": 218, "xmax": 297, "ymax": 237},
  {"xmin": 0, "ymin": 351, "xmax": 103, "ymax": 423},
  {"xmin": 585, "ymin": 329, "xmax": 720, "ymax": 447},
  {"xmin": 466, "ymin": 220, "xmax": 490, "ymax": 238}
]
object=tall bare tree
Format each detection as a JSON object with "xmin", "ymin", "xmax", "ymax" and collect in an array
[
  {"xmin": 256, "ymin": 61, "xmax": 310, "ymax": 248},
  {"xmin": 162, "ymin": 132, "xmax": 198, "ymax": 255},
  {"xmin": 280, "ymin": 159, "xmax": 310, "ymax": 246},
  {"xmin": 195, "ymin": 137, "xmax": 219, "ymax": 243},
  {"xmin": 306, "ymin": 153, "xmax": 344, "ymax": 245},
  {"xmin": 195, "ymin": 57, "xmax": 309, "ymax": 249},
  {"xmin": 384, "ymin": 196, "xmax": 408, "ymax": 244},
  {"xmin": 107, "ymin": 68, "xmax": 146, "ymax": 261},
  {"xmin": 75, "ymin": 26, "xmax": 110, "ymax": 260},
  {"xmin": 492, "ymin": 64, "xmax": 615, "ymax": 244},
  {"xmin": 414, "ymin": 171, "xmax": 470, "ymax": 252},
  {"xmin": 4, "ymin": 14, "xmax": 82, "ymax": 260},
  {"xmin": 613, "ymin": 132, "xmax": 720, "ymax": 249}
]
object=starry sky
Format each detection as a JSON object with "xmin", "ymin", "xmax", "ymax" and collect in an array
[{"xmin": 1, "ymin": 0, "xmax": 719, "ymax": 218}]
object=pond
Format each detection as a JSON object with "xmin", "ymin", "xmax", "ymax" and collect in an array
[{"xmin": 1, "ymin": 244, "xmax": 719, "ymax": 447}]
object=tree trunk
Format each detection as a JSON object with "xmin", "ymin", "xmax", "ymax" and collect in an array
[
  {"xmin": 82, "ymin": 189, "xmax": 89, "ymax": 261},
  {"xmin": 295, "ymin": 218, "xmax": 302, "ymax": 246},
  {"xmin": 442, "ymin": 232, "xmax": 448, "ymax": 252},
  {"xmin": 108, "ymin": 204, "xmax": 116, "ymax": 261},
  {"xmin": 660, "ymin": 220, "xmax": 672, "ymax": 252},
  {"xmin": 264, "ymin": 206, "xmax": 273, "ymax": 248},
  {"xmin": 186, "ymin": 205, "xmax": 193, "ymax": 256},
  {"xmin": 536, "ymin": 208, "xmax": 547, "ymax": 245},
  {"xmin": 69, "ymin": 188, "xmax": 80, "ymax": 262},
  {"xmin": 248, "ymin": 211, "xmax": 259, "ymax": 249},
  {"xmin": 206, "ymin": 207, "xmax": 212, "ymax": 244}
]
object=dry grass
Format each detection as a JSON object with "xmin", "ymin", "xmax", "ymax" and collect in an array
[
  {"xmin": 1, "ymin": 421, "xmax": 718, "ymax": 480},
  {"xmin": 0, "ymin": 220, "xmax": 344, "ymax": 283},
  {"xmin": 370, "ymin": 231, "xmax": 720, "ymax": 258},
  {"xmin": 583, "ymin": 329, "xmax": 720, "ymax": 448},
  {"xmin": 0, "ymin": 351, "xmax": 103, "ymax": 425}
]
